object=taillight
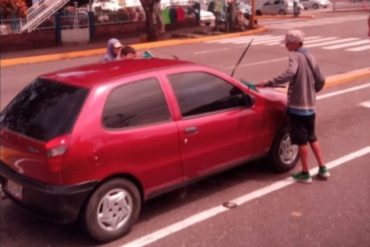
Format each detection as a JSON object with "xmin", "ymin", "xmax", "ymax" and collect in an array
[{"xmin": 45, "ymin": 135, "xmax": 70, "ymax": 172}]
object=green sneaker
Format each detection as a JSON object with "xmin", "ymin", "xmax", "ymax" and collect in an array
[
  {"xmin": 292, "ymin": 172, "xmax": 312, "ymax": 183},
  {"xmin": 317, "ymin": 166, "xmax": 330, "ymax": 179}
]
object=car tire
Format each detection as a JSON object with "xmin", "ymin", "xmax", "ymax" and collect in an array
[
  {"xmin": 82, "ymin": 178, "xmax": 141, "ymax": 242},
  {"xmin": 312, "ymin": 3, "xmax": 319, "ymax": 9},
  {"xmin": 278, "ymin": 9, "xmax": 286, "ymax": 15},
  {"xmin": 269, "ymin": 127, "xmax": 299, "ymax": 172},
  {"xmin": 256, "ymin": 10, "xmax": 262, "ymax": 16}
]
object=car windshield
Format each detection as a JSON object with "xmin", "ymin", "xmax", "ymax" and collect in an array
[{"xmin": 0, "ymin": 78, "xmax": 88, "ymax": 141}]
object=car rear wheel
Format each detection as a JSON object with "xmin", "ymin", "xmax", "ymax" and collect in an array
[
  {"xmin": 278, "ymin": 9, "xmax": 286, "ymax": 15},
  {"xmin": 256, "ymin": 10, "xmax": 262, "ymax": 15},
  {"xmin": 270, "ymin": 127, "xmax": 299, "ymax": 172},
  {"xmin": 313, "ymin": 3, "xmax": 319, "ymax": 9},
  {"xmin": 82, "ymin": 178, "xmax": 141, "ymax": 242}
]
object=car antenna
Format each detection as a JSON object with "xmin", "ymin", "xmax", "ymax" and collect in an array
[{"xmin": 230, "ymin": 39, "xmax": 253, "ymax": 77}]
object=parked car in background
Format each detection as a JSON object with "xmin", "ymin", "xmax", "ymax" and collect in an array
[
  {"xmin": 256, "ymin": 0, "xmax": 302, "ymax": 15},
  {"xmin": 200, "ymin": 9, "xmax": 216, "ymax": 27},
  {"xmin": 0, "ymin": 58, "xmax": 298, "ymax": 243},
  {"xmin": 237, "ymin": 1, "xmax": 252, "ymax": 19},
  {"xmin": 300, "ymin": 0, "xmax": 330, "ymax": 9}
]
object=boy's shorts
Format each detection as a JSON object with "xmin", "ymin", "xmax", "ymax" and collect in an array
[{"xmin": 288, "ymin": 113, "xmax": 317, "ymax": 145}]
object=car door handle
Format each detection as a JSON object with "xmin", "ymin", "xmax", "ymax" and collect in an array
[{"xmin": 184, "ymin": 126, "xmax": 198, "ymax": 134}]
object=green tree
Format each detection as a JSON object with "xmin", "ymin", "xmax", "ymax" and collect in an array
[{"xmin": 0, "ymin": 0, "xmax": 28, "ymax": 18}]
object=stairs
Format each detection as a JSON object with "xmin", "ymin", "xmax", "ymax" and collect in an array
[{"xmin": 21, "ymin": 0, "xmax": 70, "ymax": 33}]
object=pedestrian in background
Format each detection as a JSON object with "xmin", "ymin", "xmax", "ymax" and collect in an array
[
  {"xmin": 101, "ymin": 38, "xmax": 123, "ymax": 62},
  {"xmin": 258, "ymin": 29, "xmax": 330, "ymax": 183},
  {"xmin": 120, "ymin": 45, "xmax": 138, "ymax": 60}
]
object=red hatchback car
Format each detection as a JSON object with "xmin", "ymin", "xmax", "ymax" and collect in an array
[{"xmin": 0, "ymin": 58, "xmax": 298, "ymax": 242}]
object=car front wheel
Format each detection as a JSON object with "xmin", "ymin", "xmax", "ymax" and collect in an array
[
  {"xmin": 270, "ymin": 127, "xmax": 299, "ymax": 172},
  {"xmin": 82, "ymin": 178, "xmax": 141, "ymax": 242}
]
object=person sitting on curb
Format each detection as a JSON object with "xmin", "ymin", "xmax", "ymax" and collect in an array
[
  {"xmin": 100, "ymin": 38, "xmax": 123, "ymax": 62},
  {"xmin": 257, "ymin": 29, "xmax": 330, "ymax": 184}
]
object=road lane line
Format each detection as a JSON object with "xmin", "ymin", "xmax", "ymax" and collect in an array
[
  {"xmin": 121, "ymin": 146, "xmax": 370, "ymax": 247},
  {"xmin": 317, "ymin": 83, "xmax": 370, "ymax": 100}
]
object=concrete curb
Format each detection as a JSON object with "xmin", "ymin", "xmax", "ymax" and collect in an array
[
  {"xmin": 325, "ymin": 67, "xmax": 370, "ymax": 87},
  {"xmin": 1, "ymin": 26, "xmax": 267, "ymax": 68}
]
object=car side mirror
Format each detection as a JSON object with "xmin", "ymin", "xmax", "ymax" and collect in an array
[{"xmin": 243, "ymin": 93, "xmax": 255, "ymax": 107}]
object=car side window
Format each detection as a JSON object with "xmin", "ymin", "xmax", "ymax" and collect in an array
[
  {"xmin": 103, "ymin": 78, "xmax": 170, "ymax": 129},
  {"xmin": 168, "ymin": 72, "xmax": 250, "ymax": 117}
]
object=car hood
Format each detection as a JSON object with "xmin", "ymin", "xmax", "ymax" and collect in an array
[{"xmin": 258, "ymin": 87, "xmax": 287, "ymax": 100}]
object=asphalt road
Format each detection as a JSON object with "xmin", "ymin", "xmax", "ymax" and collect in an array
[{"xmin": 0, "ymin": 10, "xmax": 369, "ymax": 247}]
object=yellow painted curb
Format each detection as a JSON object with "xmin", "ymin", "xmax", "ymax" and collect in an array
[
  {"xmin": 0, "ymin": 26, "xmax": 267, "ymax": 68},
  {"xmin": 325, "ymin": 67, "xmax": 370, "ymax": 88}
]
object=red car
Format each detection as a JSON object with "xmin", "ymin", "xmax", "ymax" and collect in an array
[{"xmin": 0, "ymin": 58, "xmax": 298, "ymax": 242}]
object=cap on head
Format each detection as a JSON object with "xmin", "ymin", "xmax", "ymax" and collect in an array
[
  {"xmin": 113, "ymin": 40, "xmax": 123, "ymax": 48},
  {"xmin": 285, "ymin": 29, "xmax": 305, "ymax": 44}
]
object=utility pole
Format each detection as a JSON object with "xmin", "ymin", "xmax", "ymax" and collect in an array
[{"xmin": 249, "ymin": 0, "xmax": 256, "ymax": 29}]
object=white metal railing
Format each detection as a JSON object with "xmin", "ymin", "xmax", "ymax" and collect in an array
[{"xmin": 21, "ymin": 0, "xmax": 70, "ymax": 32}]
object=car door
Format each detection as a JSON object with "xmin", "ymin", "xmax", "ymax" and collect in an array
[
  {"xmin": 262, "ymin": 0, "xmax": 275, "ymax": 14},
  {"xmin": 100, "ymin": 77, "xmax": 183, "ymax": 195},
  {"xmin": 167, "ymin": 71, "xmax": 264, "ymax": 179}
]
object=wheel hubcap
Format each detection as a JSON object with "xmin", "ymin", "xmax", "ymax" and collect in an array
[
  {"xmin": 279, "ymin": 134, "xmax": 298, "ymax": 165},
  {"xmin": 97, "ymin": 189, "xmax": 133, "ymax": 231}
]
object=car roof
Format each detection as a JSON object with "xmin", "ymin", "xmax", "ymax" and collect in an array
[{"xmin": 41, "ymin": 58, "xmax": 193, "ymax": 87}]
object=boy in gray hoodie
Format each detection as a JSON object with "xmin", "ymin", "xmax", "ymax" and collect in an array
[{"xmin": 259, "ymin": 29, "xmax": 330, "ymax": 183}]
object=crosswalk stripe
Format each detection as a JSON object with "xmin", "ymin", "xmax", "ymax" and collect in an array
[
  {"xmin": 305, "ymin": 38, "xmax": 360, "ymax": 48},
  {"xmin": 205, "ymin": 34, "xmax": 368, "ymax": 52},
  {"xmin": 323, "ymin": 40, "xmax": 370, "ymax": 49},
  {"xmin": 240, "ymin": 36, "xmax": 284, "ymax": 44},
  {"xmin": 209, "ymin": 35, "xmax": 264, "ymax": 43},
  {"xmin": 346, "ymin": 44, "xmax": 370, "ymax": 52},
  {"xmin": 232, "ymin": 36, "xmax": 281, "ymax": 44},
  {"xmin": 264, "ymin": 36, "xmax": 322, "ymax": 46},
  {"xmin": 304, "ymin": 37, "xmax": 338, "ymax": 44}
]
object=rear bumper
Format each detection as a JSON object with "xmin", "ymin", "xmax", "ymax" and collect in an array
[{"xmin": 0, "ymin": 161, "xmax": 98, "ymax": 223}]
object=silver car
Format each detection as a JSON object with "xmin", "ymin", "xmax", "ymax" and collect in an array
[
  {"xmin": 256, "ymin": 0, "xmax": 295, "ymax": 15},
  {"xmin": 300, "ymin": 0, "xmax": 330, "ymax": 9}
]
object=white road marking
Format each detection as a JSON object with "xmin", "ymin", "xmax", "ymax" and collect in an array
[
  {"xmin": 303, "ymin": 37, "xmax": 338, "ymax": 44},
  {"xmin": 206, "ymin": 35, "xmax": 368, "ymax": 52},
  {"xmin": 121, "ymin": 146, "xmax": 370, "ymax": 247},
  {"xmin": 305, "ymin": 38, "xmax": 360, "ymax": 48},
  {"xmin": 323, "ymin": 40, "xmax": 370, "ymax": 50},
  {"xmin": 359, "ymin": 100, "xmax": 370, "ymax": 108},
  {"xmin": 317, "ymin": 83, "xmax": 370, "ymax": 100},
  {"xmin": 264, "ymin": 36, "xmax": 321, "ymax": 46},
  {"xmin": 194, "ymin": 47, "xmax": 230, "ymax": 55},
  {"xmin": 347, "ymin": 44, "xmax": 370, "ymax": 52},
  {"xmin": 233, "ymin": 36, "xmax": 284, "ymax": 44}
]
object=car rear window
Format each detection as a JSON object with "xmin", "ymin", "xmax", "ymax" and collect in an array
[{"xmin": 0, "ymin": 78, "xmax": 88, "ymax": 141}]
